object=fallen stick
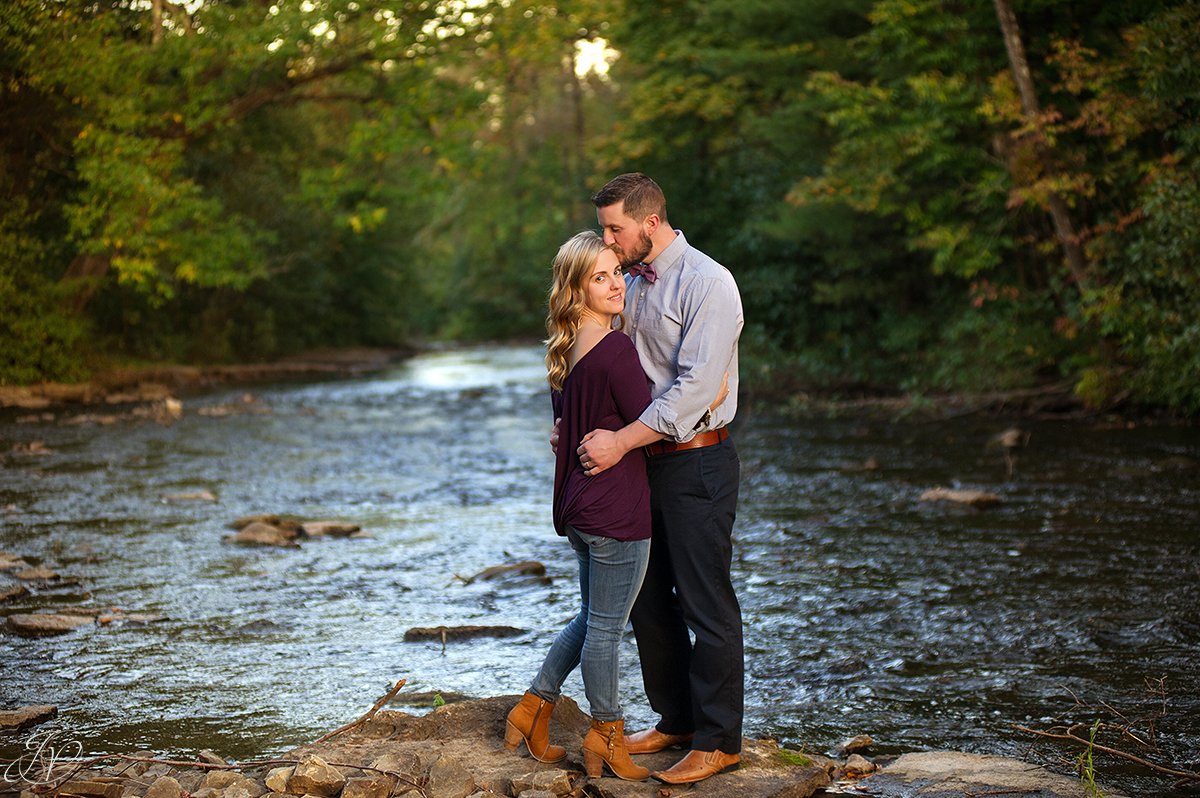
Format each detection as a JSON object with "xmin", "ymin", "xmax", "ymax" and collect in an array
[
  {"xmin": 1013, "ymin": 723, "xmax": 1200, "ymax": 781},
  {"xmin": 314, "ymin": 678, "xmax": 408, "ymax": 744}
]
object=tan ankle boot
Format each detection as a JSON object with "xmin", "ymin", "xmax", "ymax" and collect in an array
[
  {"xmin": 582, "ymin": 719, "xmax": 649, "ymax": 781},
  {"xmin": 503, "ymin": 692, "xmax": 566, "ymax": 763}
]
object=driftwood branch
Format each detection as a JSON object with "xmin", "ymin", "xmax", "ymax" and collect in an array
[
  {"xmin": 313, "ymin": 678, "xmax": 407, "ymax": 743},
  {"xmin": 1013, "ymin": 723, "xmax": 1200, "ymax": 781}
]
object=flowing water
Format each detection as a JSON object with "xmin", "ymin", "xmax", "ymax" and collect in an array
[{"xmin": 2, "ymin": 345, "xmax": 1198, "ymax": 795}]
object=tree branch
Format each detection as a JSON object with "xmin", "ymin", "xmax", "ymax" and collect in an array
[
  {"xmin": 313, "ymin": 678, "xmax": 407, "ymax": 744},
  {"xmin": 1013, "ymin": 723, "xmax": 1200, "ymax": 781}
]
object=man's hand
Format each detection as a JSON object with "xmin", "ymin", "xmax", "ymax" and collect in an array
[
  {"xmin": 550, "ymin": 417, "xmax": 561, "ymax": 455},
  {"xmin": 578, "ymin": 429, "xmax": 622, "ymax": 476}
]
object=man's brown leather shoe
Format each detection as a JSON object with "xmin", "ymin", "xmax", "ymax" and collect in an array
[
  {"xmin": 652, "ymin": 749, "xmax": 741, "ymax": 784},
  {"xmin": 624, "ymin": 727, "xmax": 694, "ymax": 755}
]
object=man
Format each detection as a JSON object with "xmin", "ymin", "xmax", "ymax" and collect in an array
[{"xmin": 575, "ymin": 172, "xmax": 744, "ymax": 785}]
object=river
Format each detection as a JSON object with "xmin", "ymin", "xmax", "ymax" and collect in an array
[{"xmin": 2, "ymin": 345, "xmax": 1197, "ymax": 796}]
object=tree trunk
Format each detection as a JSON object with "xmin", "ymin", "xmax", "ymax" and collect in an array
[
  {"xmin": 151, "ymin": 0, "xmax": 163, "ymax": 45},
  {"xmin": 992, "ymin": 0, "xmax": 1090, "ymax": 292},
  {"xmin": 60, "ymin": 252, "xmax": 112, "ymax": 314}
]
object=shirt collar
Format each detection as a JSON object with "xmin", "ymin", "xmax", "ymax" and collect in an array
[{"xmin": 645, "ymin": 230, "xmax": 688, "ymax": 279}]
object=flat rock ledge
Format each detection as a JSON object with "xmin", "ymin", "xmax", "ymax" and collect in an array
[
  {"xmin": 0, "ymin": 700, "xmax": 1129, "ymax": 798},
  {"xmin": 857, "ymin": 751, "xmax": 1131, "ymax": 798},
  {"xmin": 3, "ymin": 697, "xmax": 832, "ymax": 798},
  {"xmin": 0, "ymin": 349, "xmax": 407, "ymax": 410}
]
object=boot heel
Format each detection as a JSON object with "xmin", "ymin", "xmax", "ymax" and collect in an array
[
  {"xmin": 503, "ymin": 721, "xmax": 524, "ymax": 752},
  {"xmin": 582, "ymin": 748, "xmax": 603, "ymax": 778}
]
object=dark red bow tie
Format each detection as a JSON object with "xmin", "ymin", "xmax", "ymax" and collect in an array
[{"xmin": 627, "ymin": 261, "xmax": 657, "ymax": 283}]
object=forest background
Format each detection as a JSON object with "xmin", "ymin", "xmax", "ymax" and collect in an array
[{"xmin": 2, "ymin": 0, "xmax": 1198, "ymax": 413}]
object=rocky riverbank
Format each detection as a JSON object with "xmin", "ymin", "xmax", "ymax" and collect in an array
[
  {"xmin": 0, "ymin": 349, "xmax": 408, "ymax": 411},
  {"xmin": 1, "ymin": 695, "xmax": 1129, "ymax": 798}
]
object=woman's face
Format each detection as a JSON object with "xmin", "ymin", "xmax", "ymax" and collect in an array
[{"xmin": 583, "ymin": 248, "xmax": 625, "ymax": 319}]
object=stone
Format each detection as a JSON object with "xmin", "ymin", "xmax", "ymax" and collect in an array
[
  {"xmin": 265, "ymin": 767, "xmax": 294, "ymax": 793},
  {"xmin": 0, "ymin": 705, "xmax": 58, "ymax": 731},
  {"xmin": 367, "ymin": 753, "xmax": 421, "ymax": 794},
  {"xmin": 341, "ymin": 775, "xmax": 393, "ymax": 798},
  {"xmin": 224, "ymin": 522, "xmax": 301, "ymax": 549},
  {"xmin": 0, "ymin": 583, "xmax": 26, "ymax": 599},
  {"xmin": 919, "ymin": 487, "xmax": 1002, "ymax": 508},
  {"xmin": 229, "ymin": 515, "xmax": 305, "ymax": 534},
  {"xmin": 59, "ymin": 780, "xmax": 124, "ymax": 798},
  {"xmin": 97, "ymin": 610, "xmax": 167, "ymax": 626},
  {"xmin": 106, "ymin": 750, "xmax": 157, "ymax": 778},
  {"xmin": 7, "ymin": 613, "xmax": 94, "ymax": 637},
  {"xmin": 859, "ymin": 751, "xmax": 1131, "ymax": 798},
  {"xmin": 287, "ymin": 755, "xmax": 345, "ymax": 797},
  {"xmin": 9, "ymin": 441, "xmax": 52, "ymax": 456},
  {"xmin": 142, "ymin": 776, "xmax": 182, "ymax": 798},
  {"xmin": 843, "ymin": 754, "xmax": 877, "ymax": 777},
  {"xmin": 161, "ymin": 490, "xmax": 218, "ymax": 503},
  {"xmin": 509, "ymin": 770, "xmax": 577, "ymax": 797},
  {"xmin": 368, "ymin": 753, "xmax": 421, "ymax": 775},
  {"xmin": 222, "ymin": 776, "xmax": 266, "ymax": 798},
  {"xmin": 0, "ymin": 552, "xmax": 30, "ymax": 570},
  {"xmin": 514, "ymin": 792, "xmax": 554, "ymax": 798},
  {"xmin": 14, "ymin": 566, "xmax": 60, "ymax": 581},
  {"xmin": 426, "ymin": 757, "xmax": 475, "ymax": 798},
  {"xmin": 833, "ymin": 734, "xmax": 874, "ymax": 756},
  {"xmin": 204, "ymin": 771, "xmax": 242, "ymax": 790},
  {"xmin": 177, "ymin": 773, "xmax": 206, "ymax": 793},
  {"xmin": 199, "ymin": 751, "xmax": 228, "ymax": 766},
  {"xmin": 300, "ymin": 521, "xmax": 361, "ymax": 538},
  {"xmin": 104, "ymin": 383, "xmax": 174, "ymax": 405},
  {"xmin": 403, "ymin": 626, "xmax": 524, "ymax": 642}
]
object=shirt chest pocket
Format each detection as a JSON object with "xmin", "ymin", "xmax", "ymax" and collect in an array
[{"xmin": 634, "ymin": 309, "xmax": 682, "ymax": 362}]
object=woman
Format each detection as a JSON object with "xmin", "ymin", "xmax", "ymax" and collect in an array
[
  {"xmin": 503, "ymin": 230, "xmax": 653, "ymax": 780},
  {"xmin": 505, "ymin": 231, "xmax": 729, "ymax": 779}
]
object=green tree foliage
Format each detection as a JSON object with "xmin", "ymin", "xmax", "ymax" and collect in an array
[
  {"xmin": 600, "ymin": 0, "xmax": 1199, "ymax": 409},
  {"xmin": 1083, "ymin": 3, "xmax": 1200, "ymax": 411},
  {"xmin": 407, "ymin": 0, "xmax": 620, "ymax": 340},
  {"xmin": 1, "ymin": 0, "xmax": 1197, "ymax": 413}
]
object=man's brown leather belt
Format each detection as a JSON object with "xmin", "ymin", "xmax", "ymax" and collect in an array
[{"xmin": 645, "ymin": 426, "xmax": 729, "ymax": 457}]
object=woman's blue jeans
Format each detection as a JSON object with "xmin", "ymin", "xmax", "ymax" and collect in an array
[{"xmin": 529, "ymin": 526, "xmax": 650, "ymax": 721}]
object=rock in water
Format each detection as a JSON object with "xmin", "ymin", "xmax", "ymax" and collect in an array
[
  {"xmin": 224, "ymin": 521, "xmax": 301, "ymax": 548},
  {"xmin": 0, "ymin": 705, "xmax": 58, "ymax": 731},
  {"xmin": 301, "ymin": 521, "xmax": 361, "ymax": 538},
  {"xmin": 919, "ymin": 487, "xmax": 1001, "ymax": 508},
  {"xmin": 834, "ymin": 734, "xmax": 874, "ymax": 756},
  {"xmin": 860, "ymin": 751, "xmax": 1130, "ymax": 798},
  {"xmin": 161, "ymin": 490, "xmax": 218, "ymax": 503},
  {"xmin": 7, "ymin": 613, "xmax": 94, "ymax": 637}
]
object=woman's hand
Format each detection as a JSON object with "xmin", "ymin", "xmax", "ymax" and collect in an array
[{"xmin": 709, "ymin": 371, "xmax": 730, "ymax": 413}]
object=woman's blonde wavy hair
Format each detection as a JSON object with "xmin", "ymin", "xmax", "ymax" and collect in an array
[{"xmin": 545, "ymin": 230, "xmax": 622, "ymax": 391}]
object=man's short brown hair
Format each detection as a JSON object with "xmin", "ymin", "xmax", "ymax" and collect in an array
[{"xmin": 591, "ymin": 172, "xmax": 668, "ymax": 224}]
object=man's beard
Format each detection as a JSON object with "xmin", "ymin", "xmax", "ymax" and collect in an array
[{"xmin": 615, "ymin": 230, "xmax": 653, "ymax": 269}]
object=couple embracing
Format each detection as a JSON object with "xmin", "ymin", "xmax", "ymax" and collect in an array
[{"xmin": 504, "ymin": 173, "xmax": 744, "ymax": 785}]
